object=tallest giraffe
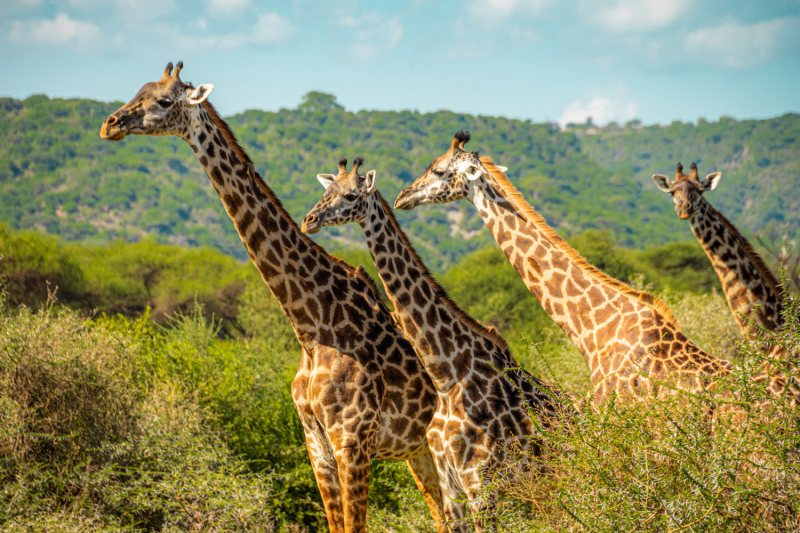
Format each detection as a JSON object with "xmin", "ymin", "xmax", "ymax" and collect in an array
[{"xmin": 99, "ymin": 62, "xmax": 447, "ymax": 533}]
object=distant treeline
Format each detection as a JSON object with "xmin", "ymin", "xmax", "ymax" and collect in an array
[{"xmin": 1, "ymin": 93, "xmax": 797, "ymax": 270}]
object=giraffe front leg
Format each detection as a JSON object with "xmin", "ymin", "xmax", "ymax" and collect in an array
[
  {"xmin": 298, "ymin": 417, "xmax": 345, "ymax": 532},
  {"xmin": 292, "ymin": 350, "xmax": 345, "ymax": 532},
  {"xmin": 467, "ymin": 491, "xmax": 498, "ymax": 533},
  {"xmin": 335, "ymin": 440, "xmax": 372, "ymax": 533},
  {"xmin": 439, "ymin": 487, "xmax": 471, "ymax": 533},
  {"xmin": 407, "ymin": 451, "xmax": 449, "ymax": 533}
]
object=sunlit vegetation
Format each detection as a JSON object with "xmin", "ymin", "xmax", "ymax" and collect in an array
[
  {"xmin": 5, "ymin": 223, "xmax": 787, "ymax": 531},
  {"xmin": 1, "ymin": 94, "xmax": 796, "ymax": 270}
]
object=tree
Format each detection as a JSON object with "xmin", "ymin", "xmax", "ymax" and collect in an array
[{"xmin": 298, "ymin": 91, "xmax": 343, "ymax": 113}]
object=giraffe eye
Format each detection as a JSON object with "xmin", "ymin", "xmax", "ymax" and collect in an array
[
  {"xmin": 157, "ymin": 99, "xmax": 174, "ymax": 108},
  {"xmin": 433, "ymin": 169, "xmax": 445, "ymax": 177},
  {"xmin": 345, "ymin": 192, "xmax": 359, "ymax": 201}
]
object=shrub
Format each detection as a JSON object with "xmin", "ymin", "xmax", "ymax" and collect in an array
[
  {"xmin": 0, "ymin": 223, "xmax": 86, "ymax": 308},
  {"xmin": 0, "ymin": 292, "xmax": 275, "ymax": 532},
  {"xmin": 496, "ymin": 293, "xmax": 800, "ymax": 532}
]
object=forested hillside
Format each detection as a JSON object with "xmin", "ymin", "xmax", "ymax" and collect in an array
[{"xmin": 1, "ymin": 93, "xmax": 797, "ymax": 269}]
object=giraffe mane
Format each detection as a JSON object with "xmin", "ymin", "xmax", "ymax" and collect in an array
[
  {"xmin": 200, "ymin": 100, "xmax": 388, "ymax": 308},
  {"xmin": 710, "ymin": 205, "xmax": 783, "ymax": 296},
  {"xmin": 377, "ymin": 192, "xmax": 510, "ymax": 353},
  {"xmin": 478, "ymin": 156, "xmax": 679, "ymax": 325}
]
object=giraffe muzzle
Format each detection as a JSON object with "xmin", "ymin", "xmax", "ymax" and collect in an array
[
  {"xmin": 394, "ymin": 188, "xmax": 420, "ymax": 210},
  {"xmin": 100, "ymin": 114, "xmax": 127, "ymax": 142},
  {"xmin": 301, "ymin": 213, "xmax": 322, "ymax": 234}
]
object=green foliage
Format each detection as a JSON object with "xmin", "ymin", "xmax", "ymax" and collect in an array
[
  {"xmin": 72, "ymin": 238, "xmax": 255, "ymax": 329},
  {"xmin": 0, "ymin": 297, "xmax": 274, "ymax": 532},
  {"xmin": 496, "ymin": 293, "xmax": 800, "ymax": 532},
  {"xmin": 0, "ymin": 223, "xmax": 85, "ymax": 307},
  {"xmin": 0, "ymin": 222, "xmax": 256, "ymax": 333},
  {"xmin": 3, "ymin": 95, "xmax": 795, "ymax": 271}
]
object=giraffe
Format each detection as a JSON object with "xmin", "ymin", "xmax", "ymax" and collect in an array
[
  {"xmin": 652, "ymin": 162, "xmax": 798, "ymax": 399},
  {"xmin": 394, "ymin": 130, "xmax": 732, "ymax": 405},
  {"xmin": 652, "ymin": 162, "xmax": 784, "ymax": 340},
  {"xmin": 301, "ymin": 157, "xmax": 572, "ymax": 532},
  {"xmin": 99, "ymin": 62, "xmax": 449, "ymax": 533}
]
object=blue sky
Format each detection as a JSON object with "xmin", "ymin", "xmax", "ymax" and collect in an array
[{"xmin": 1, "ymin": 0, "xmax": 798, "ymax": 125}]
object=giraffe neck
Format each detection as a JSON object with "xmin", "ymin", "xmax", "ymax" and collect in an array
[
  {"xmin": 181, "ymin": 103, "xmax": 386, "ymax": 350},
  {"xmin": 689, "ymin": 199, "xmax": 783, "ymax": 337},
  {"xmin": 468, "ymin": 168, "xmax": 679, "ymax": 378},
  {"xmin": 360, "ymin": 193, "xmax": 508, "ymax": 393}
]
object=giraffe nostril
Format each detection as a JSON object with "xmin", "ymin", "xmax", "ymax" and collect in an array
[
  {"xmin": 107, "ymin": 115, "xmax": 118, "ymax": 126},
  {"xmin": 306, "ymin": 214, "xmax": 316, "ymax": 223}
]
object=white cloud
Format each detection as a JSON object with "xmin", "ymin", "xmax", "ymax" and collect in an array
[
  {"xmin": 559, "ymin": 84, "xmax": 638, "ymax": 126},
  {"xmin": 583, "ymin": 0, "xmax": 687, "ymax": 33},
  {"xmin": 251, "ymin": 12, "xmax": 295, "ymax": 45},
  {"xmin": 176, "ymin": 11, "xmax": 293, "ymax": 51},
  {"xmin": 685, "ymin": 17, "xmax": 800, "ymax": 69},
  {"xmin": 9, "ymin": 13, "xmax": 104, "ymax": 51},
  {"xmin": 468, "ymin": 0, "xmax": 557, "ymax": 22},
  {"xmin": 337, "ymin": 13, "xmax": 403, "ymax": 60},
  {"xmin": 208, "ymin": 0, "xmax": 251, "ymax": 15}
]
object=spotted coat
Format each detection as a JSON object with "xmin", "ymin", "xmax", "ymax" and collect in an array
[
  {"xmin": 99, "ymin": 62, "xmax": 448, "ymax": 533},
  {"xmin": 395, "ymin": 131, "xmax": 733, "ymax": 405},
  {"xmin": 303, "ymin": 161, "xmax": 572, "ymax": 532}
]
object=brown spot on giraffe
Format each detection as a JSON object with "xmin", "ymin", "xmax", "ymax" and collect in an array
[{"xmin": 99, "ymin": 62, "xmax": 448, "ymax": 533}]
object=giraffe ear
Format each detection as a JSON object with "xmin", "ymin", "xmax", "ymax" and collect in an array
[
  {"xmin": 317, "ymin": 174, "xmax": 336, "ymax": 190},
  {"xmin": 187, "ymin": 84, "xmax": 214, "ymax": 106},
  {"xmin": 465, "ymin": 164, "xmax": 483, "ymax": 181},
  {"xmin": 364, "ymin": 170, "xmax": 377, "ymax": 194},
  {"xmin": 702, "ymin": 172, "xmax": 721, "ymax": 192},
  {"xmin": 496, "ymin": 165, "xmax": 508, "ymax": 173},
  {"xmin": 652, "ymin": 174, "xmax": 672, "ymax": 192}
]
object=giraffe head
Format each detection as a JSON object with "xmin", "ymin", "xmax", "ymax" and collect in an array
[
  {"xmin": 100, "ymin": 61, "xmax": 214, "ymax": 141},
  {"xmin": 652, "ymin": 162, "xmax": 722, "ymax": 219},
  {"xmin": 301, "ymin": 157, "xmax": 377, "ymax": 234},
  {"xmin": 394, "ymin": 130, "xmax": 507, "ymax": 210}
]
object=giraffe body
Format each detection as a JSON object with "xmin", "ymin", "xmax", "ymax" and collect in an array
[
  {"xmin": 303, "ymin": 160, "xmax": 571, "ymax": 531},
  {"xmin": 395, "ymin": 131, "xmax": 732, "ymax": 404},
  {"xmin": 99, "ymin": 63, "xmax": 447, "ymax": 533}
]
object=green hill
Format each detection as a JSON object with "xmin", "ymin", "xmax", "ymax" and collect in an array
[{"xmin": 1, "ymin": 93, "xmax": 797, "ymax": 270}]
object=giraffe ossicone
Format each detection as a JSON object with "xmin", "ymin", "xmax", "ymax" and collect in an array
[
  {"xmin": 303, "ymin": 157, "xmax": 573, "ymax": 532},
  {"xmin": 100, "ymin": 62, "xmax": 449, "ymax": 533}
]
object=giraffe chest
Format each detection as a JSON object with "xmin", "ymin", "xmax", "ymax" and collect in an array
[{"xmin": 292, "ymin": 344, "xmax": 436, "ymax": 461}]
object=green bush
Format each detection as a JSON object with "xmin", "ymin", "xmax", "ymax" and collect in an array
[
  {"xmin": 497, "ymin": 293, "xmax": 800, "ymax": 532},
  {"xmin": 0, "ymin": 223, "xmax": 86, "ymax": 308},
  {"xmin": 0, "ymin": 293, "xmax": 274, "ymax": 532}
]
